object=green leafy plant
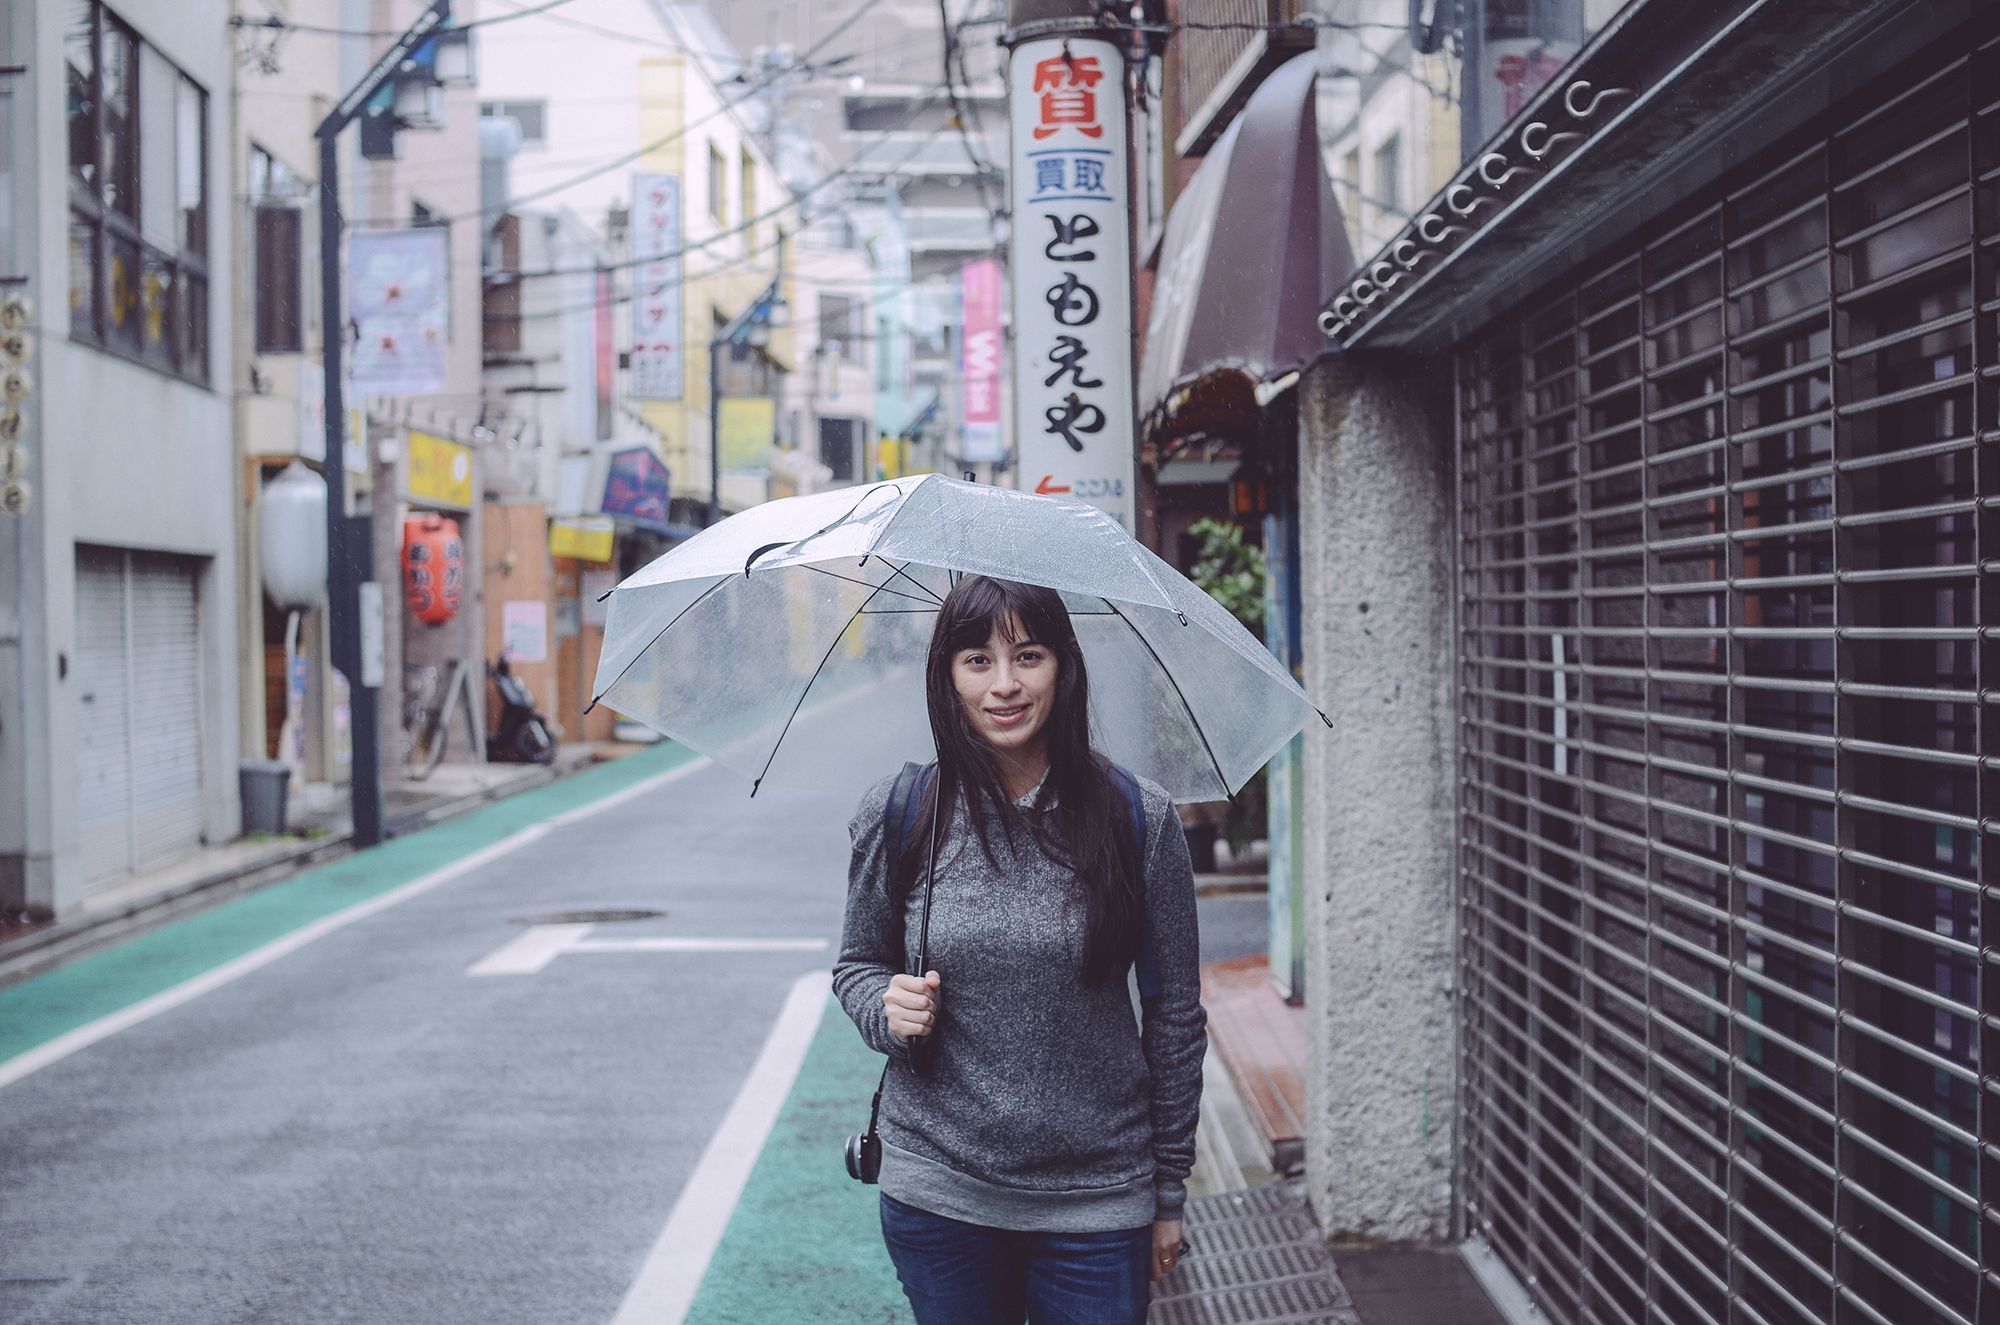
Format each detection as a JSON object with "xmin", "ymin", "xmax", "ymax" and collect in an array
[
  {"xmin": 1186, "ymin": 518, "xmax": 1268, "ymax": 856},
  {"xmin": 1187, "ymin": 518, "xmax": 1266, "ymax": 639}
]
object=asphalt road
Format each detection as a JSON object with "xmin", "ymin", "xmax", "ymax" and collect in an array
[{"xmin": 0, "ymin": 754, "xmax": 857, "ymax": 1325}]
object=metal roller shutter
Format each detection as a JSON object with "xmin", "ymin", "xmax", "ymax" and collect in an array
[
  {"xmin": 1454, "ymin": 26, "xmax": 1996, "ymax": 1325},
  {"xmin": 75, "ymin": 548, "xmax": 133, "ymax": 887},
  {"xmin": 73, "ymin": 547, "xmax": 205, "ymax": 888},
  {"xmin": 127, "ymin": 552, "xmax": 204, "ymax": 868}
]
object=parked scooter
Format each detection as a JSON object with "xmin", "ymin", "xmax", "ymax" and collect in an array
[{"xmin": 487, "ymin": 657, "xmax": 557, "ymax": 765}]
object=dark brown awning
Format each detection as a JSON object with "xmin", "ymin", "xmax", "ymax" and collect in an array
[{"xmin": 1138, "ymin": 52, "xmax": 1350, "ymax": 436}]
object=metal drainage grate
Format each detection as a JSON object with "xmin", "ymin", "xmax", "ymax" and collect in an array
[
  {"xmin": 508, "ymin": 908, "xmax": 665, "ymax": 926},
  {"xmin": 1150, "ymin": 1181, "xmax": 1361, "ymax": 1325}
]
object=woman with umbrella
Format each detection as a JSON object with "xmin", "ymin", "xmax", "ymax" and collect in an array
[
  {"xmin": 592, "ymin": 476, "xmax": 1324, "ymax": 1320},
  {"xmin": 832, "ymin": 574, "xmax": 1205, "ymax": 1324}
]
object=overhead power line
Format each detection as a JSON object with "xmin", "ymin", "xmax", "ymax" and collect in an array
[
  {"xmin": 489, "ymin": 107, "xmax": 955, "ymax": 287},
  {"xmin": 938, "ymin": 0, "xmax": 1005, "ymax": 220},
  {"xmin": 344, "ymin": 0, "xmax": 897, "ymax": 230},
  {"xmin": 231, "ymin": 0, "xmax": 584, "ymax": 39}
]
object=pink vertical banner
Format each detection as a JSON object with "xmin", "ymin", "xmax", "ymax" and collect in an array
[{"xmin": 959, "ymin": 258, "xmax": 1005, "ymax": 463}]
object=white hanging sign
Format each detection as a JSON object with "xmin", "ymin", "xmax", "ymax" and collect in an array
[
  {"xmin": 631, "ymin": 173, "xmax": 684, "ymax": 400},
  {"xmin": 1007, "ymin": 36, "xmax": 1134, "ymax": 529}
]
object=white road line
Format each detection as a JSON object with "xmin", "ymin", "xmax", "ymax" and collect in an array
[
  {"xmin": 0, "ymin": 755, "xmax": 714, "ymax": 1092},
  {"xmin": 466, "ymin": 922, "xmax": 598, "ymax": 976},
  {"xmin": 575, "ymin": 937, "xmax": 828, "ymax": 955},
  {"xmin": 611, "ymin": 969, "xmax": 830, "ymax": 1325},
  {"xmin": 466, "ymin": 928, "xmax": 829, "ymax": 977}
]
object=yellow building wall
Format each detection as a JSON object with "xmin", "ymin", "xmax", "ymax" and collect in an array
[{"xmin": 636, "ymin": 53, "xmax": 795, "ymax": 516}]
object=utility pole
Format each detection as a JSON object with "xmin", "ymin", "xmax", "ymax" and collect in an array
[
  {"xmin": 1001, "ymin": 0, "xmax": 1137, "ymax": 530},
  {"xmin": 315, "ymin": 0, "xmax": 453, "ymax": 848}
]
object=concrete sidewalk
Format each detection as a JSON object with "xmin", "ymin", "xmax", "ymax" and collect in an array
[{"xmin": 0, "ymin": 740, "xmax": 653, "ymax": 988}]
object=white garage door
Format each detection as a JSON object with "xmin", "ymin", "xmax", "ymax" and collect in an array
[{"xmin": 75, "ymin": 547, "xmax": 205, "ymax": 890}]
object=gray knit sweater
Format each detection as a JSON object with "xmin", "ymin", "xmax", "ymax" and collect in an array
[{"xmin": 832, "ymin": 767, "xmax": 1206, "ymax": 1233}]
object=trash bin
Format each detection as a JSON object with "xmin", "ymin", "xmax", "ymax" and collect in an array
[{"xmin": 239, "ymin": 760, "xmax": 292, "ymax": 836}]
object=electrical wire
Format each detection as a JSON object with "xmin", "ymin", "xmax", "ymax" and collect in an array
[
  {"xmin": 230, "ymin": 0, "xmax": 585, "ymax": 39},
  {"xmin": 491, "ymin": 181, "xmax": 1001, "ymax": 332},
  {"xmin": 342, "ymin": 0, "xmax": 898, "ymax": 229},
  {"xmin": 487, "ymin": 129, "xmax": 983, "ymax": 329},
  {"xmin": 937, "ymin": 0, "xmax": 1005, "ymax": 219},
  {"xmin": 488, "ymin": 97, "xmax": 953, "ymax": 282}
]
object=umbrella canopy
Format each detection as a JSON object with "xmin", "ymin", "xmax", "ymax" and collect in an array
[{"xmin": 591, "ymin": 475, "xmax": 1323, "ymax": 802}]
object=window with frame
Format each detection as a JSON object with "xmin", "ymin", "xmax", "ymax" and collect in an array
[
  {"xmin": 250, "ymin": 145, "xmax": 304, "ymax": 353},
  {"xmin": 1372, "ymin": 133, "xmax": 1401, "ymax": 221},
  {"xmin": 708, "ymin": 143, "xmax": 727, "ymax": 224},
  {"xmin": 479, "ymin": 99, "xmax": 546, "ymax": 147},
  {"xmin": 740, "ymin": 148, "xmax": 757, "ymax": 247},
  {"xmin": 65, "ymin": 1, "xmax": 209, "ymax": 384},
  {"xmin": 818, "ymin": 293, "xmax": 861, "ymax": 366}
]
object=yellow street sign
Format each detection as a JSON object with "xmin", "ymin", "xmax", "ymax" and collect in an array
[
  {"xmin": 549, "ymin": 517, "xmax": 616, "ymax": 563},
  {"xmin": 405, "ymin": 429, "xmax": 474, "ymax": 510}
]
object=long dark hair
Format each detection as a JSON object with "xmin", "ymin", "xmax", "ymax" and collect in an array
[{"xmin": 891, "ymin": 575, "xmax": 1145, "ymax": 988}]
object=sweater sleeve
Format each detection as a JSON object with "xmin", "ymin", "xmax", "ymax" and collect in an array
[
  {"xmin": 1139, "ymin": 792, "xmax": 1207, "ymax": 1222},
  {"xmin": 832, "ymin": 773, "xmax": 913, "ymax": 1061}
]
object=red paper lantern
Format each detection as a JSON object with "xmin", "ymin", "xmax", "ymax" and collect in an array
[{"xmin": 402, "ymin": 514, "xmax": 464, "ymax": 625}]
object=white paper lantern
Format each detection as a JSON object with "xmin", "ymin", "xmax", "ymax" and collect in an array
[{"xmin": 259, "ymin": 461, "xmax": 328, "ymax": 611}]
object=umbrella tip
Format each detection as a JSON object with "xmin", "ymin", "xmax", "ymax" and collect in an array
[
  {"xmin": 596, "ymin": 589, "xmax": 615, "ymax": 603},
  {"xmin": 750, "ymin": 778, "xmax": 762, "ymax": 798},
  {"xmin": 1176, "ymin": 611, "xmax": 1188, "ymax": 626},
  {"xmin": 1317, "ymin": 709, "xmax": 1333, "ymax": 728},
  {"xmin": 583, "ymin": 699, "xmax": 597, "ymax": 716}
]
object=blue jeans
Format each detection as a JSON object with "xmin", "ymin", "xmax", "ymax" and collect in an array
[{"xmin": 879, "ymin": 1193, "xmax": 1152, "ymax": 1325}]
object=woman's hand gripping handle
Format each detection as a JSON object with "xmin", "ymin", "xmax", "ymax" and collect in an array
[{"xmin": 884, "ymin": 970, "xmax": 941, "ymax": 1045}]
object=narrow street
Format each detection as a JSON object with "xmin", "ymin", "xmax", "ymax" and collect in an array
[{"xmin": 0, "ymin": 748, "xmax": 880, "ymax": 1324}]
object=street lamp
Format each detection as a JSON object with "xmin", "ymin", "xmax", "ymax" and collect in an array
[
  {"xmin": 315, "ymin": 0, "xmax": 462, "ymax": 847},
  {"xmin": 707, "ymin": 279, "xmax": 788, "ymax": 526}
]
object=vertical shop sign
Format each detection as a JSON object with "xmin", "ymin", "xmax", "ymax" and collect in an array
[
  {"xmin": 631, "ymin": 173, "xmax": 684, "ymax": 400},
  {"xmin": 1008, "ymin": 37, "xmax": 1134, "ymax": 529},
  {"xmin": 959, "ymin": 258, "xmax": 1004, "ymax": 463}
]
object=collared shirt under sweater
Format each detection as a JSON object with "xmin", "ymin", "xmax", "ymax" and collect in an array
[{"xmin": 831, "ymin": 767, "xmax": 1207, "ymax": 1233}]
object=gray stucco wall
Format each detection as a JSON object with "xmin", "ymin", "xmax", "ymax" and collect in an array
[{"xmin": 1298, "ymin": 354, "xmax": 1457, "ymax": 1242}]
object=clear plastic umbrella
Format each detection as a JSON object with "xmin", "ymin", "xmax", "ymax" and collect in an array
[{"xmin": 590, "ymin": 475, "xmax": 1324, "ymax": 802}]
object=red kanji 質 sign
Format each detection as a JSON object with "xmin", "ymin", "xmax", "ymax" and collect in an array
[{"xmin": 1031, "ymin": 54, "xmax": 1104, "ymax": 140}]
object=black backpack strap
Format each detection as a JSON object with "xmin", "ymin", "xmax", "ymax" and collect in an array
[
  {"xmin": 884, "ymin": 761, "xmax": 925, "ymax": 888},
  {"xmin": 863, "ymin": 761, "xmax": 938, "ymax": 1159},
  {"xmin": 1107, "ymin": 764, "xmax": 1164, "ymax": 1001}
]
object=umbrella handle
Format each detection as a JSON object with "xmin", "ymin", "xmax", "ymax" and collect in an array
[{"xmin": 908, "ymin": 777, "xmax": 945, "ymax": 1076}]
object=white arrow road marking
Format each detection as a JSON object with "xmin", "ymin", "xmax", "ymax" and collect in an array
[
  {"xmin": 612, "ymin": 968, "xmax": 830, "ymax": 1325},
  {"xmin": 466, "ymin": 924, "xmax": 828, "ymax": 977}
]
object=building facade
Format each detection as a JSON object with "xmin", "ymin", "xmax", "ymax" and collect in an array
[
  {"xmin": 1300, "ymin": 5, "xmax": 2000, "ymax": 1325},
  {"xmin": 1, "ymin": 0, "xmax": 240, "ymax": 916},
  {"xmin": 701, "ymin": 0, "xmax": 1008, "ymax": 476}
]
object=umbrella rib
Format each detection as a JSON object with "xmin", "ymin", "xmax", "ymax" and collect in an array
[
  {"xmin": 749, "ymin": 578, "xmax": 901, "ymax": 797},
  {"xmin": 802, "ymin": 563, "xmax": 939, "ymax": 606},
  {"xmin": 586, "ymin": 574, "xmax": 734, "ymax": 712},
  {"xmin": 877, "ymin": 557, "xmax": 945, "ymax": 605},
  {"xmin": 1102, "ymin": 600, "xmax": 1231, "ymax": 801}
]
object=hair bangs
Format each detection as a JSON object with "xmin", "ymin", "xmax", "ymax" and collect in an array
[{"xmin": 939, "ymin": 576, "xmax": 1066, "ymax": 654}]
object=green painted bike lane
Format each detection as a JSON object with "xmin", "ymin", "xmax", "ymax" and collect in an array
[
  {"xmin": 0, "ymin": 744, "xmax": 697, "ymax": 1065},
  {"xmin": 682, "ymin": 995, "xmax": 909, "ymax": 1325}
]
